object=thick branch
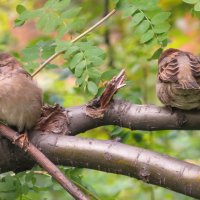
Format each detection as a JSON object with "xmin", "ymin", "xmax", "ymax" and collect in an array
[
  {"xmin": 0, "ymin": 125, "xmax": 89, "ymax": 200},
  {"xmin": 1, "ymin": 133, "xmax": 200, "ymax": 199},
  {"xmin": 1, "ymin": 100, "xmax": 200, "ymax": 198},
  {"xmin": 65, "ymin": 99, "xmax": 200, "ymax": 135}
]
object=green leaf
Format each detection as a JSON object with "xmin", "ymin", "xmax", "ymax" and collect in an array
[
  {"xmin": 16, "ymin": 4, "xmax": 26, "ymax": 14},
  {"xmin": 183, "ymin": 0, "xmax": 199, "ymax": 4},
  {"xmin": 69, "ymin": 53, "xmax": 83, "ymax": 69},
  {"xmin": 18, "ymin": 9, "xmax": 42, "ymax": 21},
  {"xmin": 54, "ymin": 0, "xmax": 71, "ymax": 11},
  {"xmin": 43, "ymin": 14, "xmax": 60, "ymax": 33},
  {"xmin": 77, "ymin": 41, "xmax": 93, "ymax": 50},
  {"xmin": 57, "ymin": 25, "xmax": 70, "ymax": 38},
  {"xmin": 88, "ymin": 68, "xmax": 101, "ymax": 79},
  {"xmin": 151, "ymin": 12, "xmax": 171, "ymax": 25},
  {"xmin": 194, "ymin": 1, "xmax": 200, "ymax": 11},
  {"xmin": 140, "ymin": 30, "xmax": 154, "ymax": 43},
  {"xmin": 161, "ymin": 39, "xmax": 169, "ymax": 47},
  {"xmin": 21, "ymin": 184, "xmax": 29, "ymax": 194},
  {"xmin": 87, "ymin": 81, "xmax": 98, "ymax": 95},
  {"xmin": 14, "ymin": 19, "xmax": 25, "ymax": 27},
  {"xmin": 122, "ymin": 6, "xmax": 137, "ymax": 18},
  {"xmin": 89, "ymin": 56, "xmax": 104, "ymax": 66},
  {"xmin": 55, "ymin": 41, "xmax": 72, "ymax": 53},
  {"xmin": 115, "ymin": 0, "xmax": 129, "ymax": 9},
  {"xmin": 148, "ymin": 48, "xmax": 163, "ymax": 60},
  {"xmin": 84, "ymin": 48, "xmax": 104, "ymax": 57},
  {"xmin": 22, "ymin": 46, "xmax": 40, "ymax": 61},
  {"xmin": 37, "ymin": 14, "xmax": 49, "ymax": 30},
  {"xmin": 101, "ymin": 69, "xmax": 120, "ymax": 80},
  {"xmin": 157, "ymin": 33, "xmax": 168, "ymax": 42},
  {"xmin": 41, "ymin": 42, "xmax": 56, "ymax": 59},
  {"xmin": 135, "ymin": 20, "xmax": 150, "ymax": 34},
  {"xmin": 113, "ymin": 0, "xmax": 120, "ymax": 3},
  {"xmin": 131, "ymin": 0, "xmax": 158, "ymax": 10},
  {"xmin": 76, "ymin": 77, "xmax": 84, "ymax": 86},
  {"xmin": 61, "ymin": 7, "xmax": 82, "ymax": 18},
  {"xmin": 131, "ymin": 12, "xmax": 145, "ymax": 26},
  {"xmin": 69, "ymin": 18, "xmax": 86, "ymax": 31},
  {"xmin": 75, "ymin": 60, "xmax": 86, "ymax": 77},
  {"xmin": 154, "ymin": 22, "xmax": 170, "ymax": 33},
  {"xmin": 44, "ymin": 0, "xmax": 55, "ymax": 8},
  {"xmin": 46, "ymin": 64, "xmax": 58, "ymax": 69},
  {"xmin": 65, "ymin": 45, "xmax": 80, "ymax": 56}
]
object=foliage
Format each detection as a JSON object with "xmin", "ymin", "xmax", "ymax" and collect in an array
[
  {"xmin": 183, "ymin": 0, "xmax": 200, "ymax": 11},
  {"xmin": 14, "ymin": 0, "xmax": 171, "ymax": 95},
  {"xmin": 117, "ymin": 0, "xmax": 171, "ymax": 58},
  {"xmin": 0, "ymin": 0, "xmax": 200, "ymax": 199}
]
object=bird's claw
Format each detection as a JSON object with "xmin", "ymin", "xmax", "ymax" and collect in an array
[{"xmin": 13, "ymin": 133, "xmax": 29, "ymax": 150}]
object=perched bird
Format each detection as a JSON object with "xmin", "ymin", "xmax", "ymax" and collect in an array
[
  {"xmin": 0, "ymin": 53, "xmax": 42, "ymax": 133},
  {"xmin": 156, "ymin": 48, "xmax": 200, "ymax": 110}
]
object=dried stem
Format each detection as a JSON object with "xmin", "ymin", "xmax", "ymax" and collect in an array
[
  {"xmin": 86, "ymin": 69, "xmax": 126, "ymax": 118},
  {"xmin": 31, "ymin": 9, "xmax": 116, "ymax": 77}
]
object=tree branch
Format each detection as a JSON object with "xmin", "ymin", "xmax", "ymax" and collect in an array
[
  {"xmin": 1, "ymin": 100, "xmax": 200, "ymax": 198},
  {"xmin": 65, "ymin": 99, "xmax": 200, "ymax": 135},
  {"xmin": 0, "ymin": 132, "xmax": 200, "ymax": 199},
  {"xmin": 0, "ymin": 124, "xmax": 89, "ymax": 200}
]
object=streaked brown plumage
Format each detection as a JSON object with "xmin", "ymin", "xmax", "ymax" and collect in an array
[
  {"xmin": 156, "ymin": 48, "xmax": 200, "ymax": 110},
  {"xmin": 0, "ymin": 53, "xmax": 42, "ymax": 131}
]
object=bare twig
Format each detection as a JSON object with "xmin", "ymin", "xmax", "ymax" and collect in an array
[
  {"xmin": 0, "ymin": 124, "xmax": 89, "ymax": 200},
  {"xmin": 99, "ymin": 69, "xmax": 126, "ymax": 108},
  {"xmin": 31, "ymin": 9, "xmax": 116, "ymax": 77}
]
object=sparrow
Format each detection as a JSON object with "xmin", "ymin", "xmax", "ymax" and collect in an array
[
  {"xmin": 156, "ymin": 48, "xmax": 200, "ymax": 110},
  {"xmin": 0, "ymin": 53, "xmax": 42, "ymax": 133}
]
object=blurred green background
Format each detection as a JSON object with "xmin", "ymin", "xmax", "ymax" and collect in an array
[{"xmin": 0, "ymin": 0, "xmax": 200, "ymax": 199}]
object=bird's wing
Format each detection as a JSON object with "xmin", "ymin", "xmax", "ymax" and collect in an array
[
  {"xmin": 158, "ymin": 52, "xmax": 179, "ymax": 83},
  {"xmin": 187, "ymin": 52, "xmax": 200, "ymax": 78}
]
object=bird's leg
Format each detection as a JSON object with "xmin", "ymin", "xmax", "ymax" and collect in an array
[
  {"xmin": 166, "ymin": 105, "xmax": 175, "ymax": 115},
  {"xmin": 13, "ymin": 132, "xmax": 29, "ymax": 150}
]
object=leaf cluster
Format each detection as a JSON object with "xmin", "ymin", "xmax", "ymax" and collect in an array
[
  {"xmin": 183, "ymin": 0, "xmax": 200, "ymax": 11},
  {"xmin": 117, "ymin": 0, "xmax": 171, "ymax": 59}
]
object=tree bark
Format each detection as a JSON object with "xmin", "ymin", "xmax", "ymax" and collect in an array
[
  {"xmin": 66, "ymin": 99, "xmax": 200, "ymax": 135},
  {"xmin": 0, "ymin": 132, "xmax": 200, "ymax": 198},
  {"xmin": 1, "ymin": 99, "xmax": 200, "ymax": 198}
]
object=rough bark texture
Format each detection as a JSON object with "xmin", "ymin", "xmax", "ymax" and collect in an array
[
  {"xmin": 66, "ymin": 99, "xmax": 200, "ymax": 135},
  {"xmin": 0, "ymin": 132, "xmax": 200, "ymax": 199},
  {"xmin": 1, "ymin": 100, "xmax": 200, "ymax": 198},
  {"xmin": 0, "ymin": 124, "xmax": 90, "ymax": 200}
]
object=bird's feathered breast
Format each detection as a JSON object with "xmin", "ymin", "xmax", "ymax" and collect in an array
[{"xmin": 0, "ymin": 53, "xmax": 42, "ymax": 131}]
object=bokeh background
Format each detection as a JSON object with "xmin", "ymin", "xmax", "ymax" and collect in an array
[{"xmin": 0, "ymin": 0, "xmax": 200, "ymax": 199}]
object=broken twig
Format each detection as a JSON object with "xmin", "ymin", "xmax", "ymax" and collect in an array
[{"xmin": 86, "ymin": 69, "xmax": 126, "ymax": 118}]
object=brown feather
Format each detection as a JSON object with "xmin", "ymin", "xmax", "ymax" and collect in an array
[
  {"xmin": 157, "ymin": 49, "xmax": 200, "ymax": 110},
  {"xmin": 0, "ymin": 53, "xmax": 42, "ymax": 131}
]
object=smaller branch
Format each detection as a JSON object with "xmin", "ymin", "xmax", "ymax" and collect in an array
[
  {"xmin": 86, "ymin": 69, "xmax": 125, "ymax": 118},
  {"xmin": 99, "ymin": 69, "xmax": 126, "ymax": 108},
  {"xmin": 0, "ymin": 124, "xmax": 89, "ymax": 200},
  {"xmin": 31, "ymin": 9, "xmax": 117, "ymax": 77}
]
